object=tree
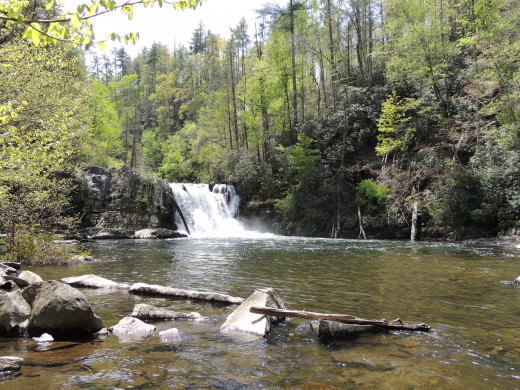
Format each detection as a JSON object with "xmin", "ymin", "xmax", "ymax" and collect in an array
[{"xmin": 0, "ymin": 39, "xmax": 89, "ymax": 263}]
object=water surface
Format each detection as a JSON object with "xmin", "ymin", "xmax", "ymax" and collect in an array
[{"xmin": 2, "ymin": 237, "xmax": 520, "ymax": 389}]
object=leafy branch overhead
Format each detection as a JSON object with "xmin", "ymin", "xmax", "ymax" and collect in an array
[{"xmin": 0, "ymin": 0, "xmax": 203, "ymax": 49}]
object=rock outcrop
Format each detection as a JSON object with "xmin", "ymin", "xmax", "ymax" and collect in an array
[
  {"xmin": 310, "ymin": 320, "xmax": 386, "ymax": 342},
  {"xmin": 22, "ymin": 281, "xmax": 104, "ymax": 337},
  {"xmin": 220, "ymin": 288, "xmax": 286, "ymax": 337},
  {"xmin": 131, "ymin": 303, "xmax": 207, "ymax": 321},
  {"xmin": 74, "ymin": 166, "xmax": 177, "ymax": 232},
  {"xmin": 129, "ymin": 283, "xmax": 244, "ymax": 305}
]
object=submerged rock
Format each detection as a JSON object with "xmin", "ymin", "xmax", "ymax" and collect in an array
[
  {"xmin": 22, "ymin": 281, "xmax": 104, "ymax": 338},
  {"xmin": 220, "ymin": 287, "xmax": 286, "ymax": 337},
  {"xmin": 310, "ymin": 320, "xmax": 386, "ymax": 342},
  {"xmin": 129, "ymin": 283, "xmax": 244, "ymax": 305},
  {"xmin": 109, "ymin": 316, "xmax": 156, "ymax": 334},
  {"xmin": 61, "ymin": 274, "xmax": 130, "ymax": 290},
  {"xmin": 0, "ymin": 290, "xmax": 31, "ymax": 336},
  {"xmin": 131, "ymin": 303, "xmax": 207, "ymax": 321},
  {"xmin": 0, "ymin": 356, "xmax": 23, "ymax": 376},
  {"xmin": 159, "ymin": 328, "xmax": 182, "ymax": 342}
]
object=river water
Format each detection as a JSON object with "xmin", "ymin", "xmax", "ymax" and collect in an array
[{"xmin": 2, "ymin": 237, "xmax": 520, "ymax": 389}]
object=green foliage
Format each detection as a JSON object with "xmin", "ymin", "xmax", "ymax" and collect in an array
[
  {"xmin": 357, "ymin": 180, "xmax": 389, "ymax": 213},
  {"xmin": 0, "ymin": 39, "xmax": 88, "ymax": 263},
  {"xmin": 376, "ymin": 91, "xmax": 413, "ymax": 157}
]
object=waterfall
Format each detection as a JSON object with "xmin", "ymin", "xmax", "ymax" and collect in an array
[{"xmin": 170, "ymin": 183, "xmax": 270, "ymax": 238}]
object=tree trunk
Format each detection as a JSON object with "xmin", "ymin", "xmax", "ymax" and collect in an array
[
  {"xmin": 290, "ymin": 0, "xmax": 298, "ymax": 143},
  {"xmin": 411, "ymin": 187, "xmax": 419, "ymax": 241},
  {"xmin": 357, "ymin": 203, "xmax": 367, "ymax": 239},
  {"xmin": 249, "ymin": 306, "xmax": 431, "ymax": 332}
]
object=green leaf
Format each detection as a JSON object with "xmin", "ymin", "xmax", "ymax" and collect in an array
[{"xmin": 99, "ymin": 40, "xmax": 106, "ymax": 50}]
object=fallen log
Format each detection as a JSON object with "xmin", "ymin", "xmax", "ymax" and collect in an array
[{"xmin": 249, "ymin": 306, "xmax": 430, "ymax": 332}]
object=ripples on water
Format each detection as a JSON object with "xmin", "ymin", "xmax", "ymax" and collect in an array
[{"xmin": 2, "ymin": 237, "xmax": 520, "ymax": 389}]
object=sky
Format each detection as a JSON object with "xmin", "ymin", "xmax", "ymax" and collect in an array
[{"xmin": 69, "ymin": 0, "xmax": 284, "ymax": 57}]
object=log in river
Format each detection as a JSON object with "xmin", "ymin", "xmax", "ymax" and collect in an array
[{"xmin": 249, "ymin": 306, "xmax": 431, "ymax": 331}]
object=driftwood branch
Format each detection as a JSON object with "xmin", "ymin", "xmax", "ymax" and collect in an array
[{"xmin": 249, "ymin": 306, "xmax": 430, "ymax": 332}]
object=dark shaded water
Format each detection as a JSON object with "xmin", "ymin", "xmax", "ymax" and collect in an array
[{"xmin": 1, "ymin": 237, "xmax": 520, "ymax": 389}]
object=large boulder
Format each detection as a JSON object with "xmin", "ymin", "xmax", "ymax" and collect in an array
[
  {"xmin": 61, "ymin": 274, "xmax": 130, "ymax": 290},
  {"xmin": 73, "ymin": 166, "xmax": 177, "ymax": 232},
  {"xmin": 131, "ymin": 303, "xmax": 207, "ymax": 321},
  {"xmin": 22, "ymin": 281, "xmax": 104, "ymax": 337},
  {"xmin": 0, "ymin": 290, "xmax": 31, "ymax": 336},
  {"xmin": 310, "ymin": 320, "xmax": 386, "ymax": 342},
  {"xmin": 220, "ymin": 288, "xmax": 286, "ymax": 337}
]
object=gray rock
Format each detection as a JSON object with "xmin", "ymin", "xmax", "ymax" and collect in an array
[
  {"xmin": 61, "ymin": 274, "xmax": 130, "ymax": 290},
  {"xmin": 2, "ymin": 262, "xmax": 21, "ymax": 270},
  {"xmin": 18, "ymin": 270, "xmax": 44, "ymax": 285},
  {"xmin": 0, "ymin": 263, "xmax": 17, "ymax": 275},
  {"xmin": 310, "ymin": 320, "xmax": 386, "ymax": 342},
  {"xmin": 0, "ymin": 277, "xmax": 16, "ymax": 290},
  {"xmin": 109, "ymin": 316, "xmax": 156, "ymax": 334},
  {"xmin": 131, "ymin": 303, "xmax": 207, "ymax": 321},
  {"xmin": 33, "ymin": 333, "xmax": 54, "ymax": 344},
  {"xmin": 0, "ymin": 356, "xmax": 23, "ymax": 375},
  {"xmin": 22, "ymin": 280, "xmax": 104, "ymax": 337},
  {"xmin": 130, "ymin": 283, "xmax": 244, "ymax": 305},
  {"xmin": 515, "ymin": 276, "xmax": 520, "ymax": 284},
  {"xmin": 220, "ymin": 288, "xmax": 286, "ymax": 337},
  {"xmin": 0, "ymin": 290, "xmax": 31, "ymax": 336},
  {"xmin": 4, "ymin": 275, "xmax": 29, "ymax": 288},
  {"xmin": 134, "ymin": 228, "xmax": 187, "ymax": 239}
]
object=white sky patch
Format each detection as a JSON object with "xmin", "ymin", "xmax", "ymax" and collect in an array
[{"xmin": 67, "ymin": 0, "xmax": 283, "ymax": 57}]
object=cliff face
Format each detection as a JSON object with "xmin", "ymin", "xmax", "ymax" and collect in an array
[{"xmin": 74, "ymin": 166, "xmax": 176, "ymax": 231}]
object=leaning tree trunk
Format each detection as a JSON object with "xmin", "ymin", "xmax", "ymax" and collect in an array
[{"xmin": 357, "ymin": 203, "xmax": 367, "ymax": 239}]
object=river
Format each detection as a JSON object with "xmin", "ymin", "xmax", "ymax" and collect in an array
[{"xmin": 2, "ymin": 237, "xmax": 520, "ymax": 389}]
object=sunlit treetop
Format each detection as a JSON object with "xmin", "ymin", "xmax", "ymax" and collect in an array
[{"xmin": 0, "ymin": 0, "xmax": 203, "ymax": 49}]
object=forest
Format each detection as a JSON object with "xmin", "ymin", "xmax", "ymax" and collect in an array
[{"xmin": 1, "ymin": 0, "xmax": 520, "ymax": 260}]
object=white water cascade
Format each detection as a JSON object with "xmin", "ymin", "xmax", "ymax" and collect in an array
[{"xmin": 170, "ymin": 183, "xmax": 272, "ymax": 238}]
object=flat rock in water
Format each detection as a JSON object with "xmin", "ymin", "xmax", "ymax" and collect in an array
[
  {"xmin": 310, "ymin": 320, "xmax": 386, "ymax": 342},
  {"xmin": 220, "ymin": 288, "xmax": 286, "ymax": 337},
  {"xmin": 0, "ymin": 290, "xmax": 31, "ymax": 336},
  {"xmin": 129, "ymin": 283, "xmax": 244, "ymax": 305},
  {"xmin": 109, "ymin": 316, "xmax": 156, "ymax": 334},
  {"xmin": 0, "ymin": 356, "xmax": 23, "ymax": 375},
  {"xmin": 17, "ymin": 270, "xmax": 43, "ymax": 285},
  {"xmin": 61, "ymin": 274, "xmax": 130, "ymax": 290},
  {"xmin": 22, "ymin": 280, "xmax": 104, "ymax": 338},
  {"xmin": 134, "ymin": 228, "xmax": 187, "ymax": 239},
  {"xmin": 131, "ymin": 303, "xmax": 207, "ymax": 321}
]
